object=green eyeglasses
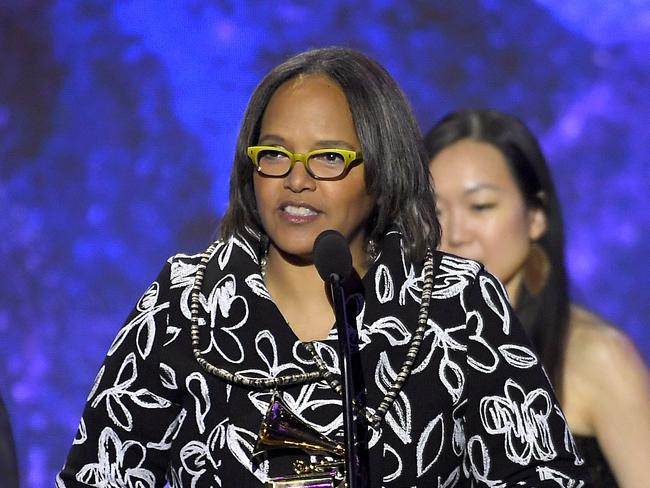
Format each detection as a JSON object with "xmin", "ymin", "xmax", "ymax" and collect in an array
[{"xmin": 247, "ymin": 146, "xmax": 363, "ymax": 180}]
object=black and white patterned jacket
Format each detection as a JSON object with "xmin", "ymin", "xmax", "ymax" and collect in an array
[{"xmin": 58, "ymin": 231, "xmax": 590, "ymax": 487}]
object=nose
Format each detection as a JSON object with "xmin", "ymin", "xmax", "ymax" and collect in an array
[
  {"xmin": 441, "ymin": 209, "xmax": 471, "ymax": 250},
  {"xmin": 283, "ymin": 160, "xmax": 316, "ymax": 192}
]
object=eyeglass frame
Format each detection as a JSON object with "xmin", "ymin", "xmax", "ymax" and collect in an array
[{"xmin": 246, "ymin": 145, "xmax": 363, "ymax": 180}]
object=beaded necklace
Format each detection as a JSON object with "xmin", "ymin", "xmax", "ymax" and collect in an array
[{"xmin": 190, "ymin": 238, "xmax": 434, "ymax": 428}]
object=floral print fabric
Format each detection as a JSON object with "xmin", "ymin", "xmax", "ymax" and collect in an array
[{"xmin": 57, "ymin": 231, "xmax": 589, "ymax": 487}]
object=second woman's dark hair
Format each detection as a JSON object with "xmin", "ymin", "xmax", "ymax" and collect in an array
[
  {"xmin": 424, "ymin": 109, "xmax": 570, "ymax": 393},
  {"xmin": 219, "ymin": 47, "xmax": 439, "ymax": 261}
]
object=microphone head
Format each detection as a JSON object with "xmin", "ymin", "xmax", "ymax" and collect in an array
[{"xmin": 313, "ymin": 230, "xmax": 353, "ymax": 283}]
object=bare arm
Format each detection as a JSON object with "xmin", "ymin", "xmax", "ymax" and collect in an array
[{"xmin": 585, "ymin": 326, "xmax": 650, "ymax": 488}]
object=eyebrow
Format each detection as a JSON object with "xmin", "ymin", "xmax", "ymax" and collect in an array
[
  {"xmin": 257, "ymin": 135, "xmax": 356, "ymax": 150},
  {"xmin": 464, "ymin": 183, "xmax": 504, "ymax": 195},
  {"xmin": 315, "ymin": 140, "xmax": 356, "ymax": 150}
]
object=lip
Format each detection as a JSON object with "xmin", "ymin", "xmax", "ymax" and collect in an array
[{"xmin": 278, "ymin": 201, "xmax": 321, "ymax": 224}]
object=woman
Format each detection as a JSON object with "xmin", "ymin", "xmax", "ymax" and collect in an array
[
  {"xmin": 425, "ymin": 108, "xmax": 650, "ymax": 488},
  {"xmin": 58, "ymin": 49, "xmax": 589, "ymax": 487}
]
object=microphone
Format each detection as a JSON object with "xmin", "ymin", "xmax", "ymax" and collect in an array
[
  {"xmin": 313, "ymin": 229, "xmax": 353, "ymax": 283},
  {"xmin": 313, "ymin": 230, "xmax": 360, "ymax": 488}
]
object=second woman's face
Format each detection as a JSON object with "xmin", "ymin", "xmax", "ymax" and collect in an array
[
  {"xmin": 429, "ymin": 139, "xmax": 545, "ymax": 297},
  {"xmin": 253, "ymin": 74, "xmax": 375, "ymax": 263}
]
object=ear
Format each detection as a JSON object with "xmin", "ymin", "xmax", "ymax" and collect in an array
[{"xmin": 528, "ymin": 192, "xmax": 547, "ymax": 241}]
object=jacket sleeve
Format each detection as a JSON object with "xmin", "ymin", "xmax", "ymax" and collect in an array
[
  {"xmin": 459, "ymin": 269, "xmax": 591, "ymax": 487},
  {"xmin": 57, "ymin": 261, "xmax": 184, "ymax": 488}
]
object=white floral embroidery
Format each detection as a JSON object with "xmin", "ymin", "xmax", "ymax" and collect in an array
[
  {"xmin": 179, "ymin": 418, "xmax": 228, "ymax": 487},
  {"xmin": 451, "ymin": 400, "xmax": 466, "ymax": 457},
  {"xmin": 479, "ymin": 274, "xmax": 511, "ymax": 334},
  {"xmin": 464, "ymin": 435, "xmax": 502, "ymax": 487},
  {"xmin": 416, "ymin": 413, "xmax": 445, "ymax": 477},
  {"xmin": 480, "ymin": 378, "xmax": 556, "ymax": 465},
  {"xmin": 414, "ymin": 320, "xmax": 466, "ymax": 403},
  {"xmin": 238, "ymin": 332, "xmax": 343, "ymax": 436},
  {"xmin": 359, "ymin": 315, "xmax": 411, "ymax": 348},
  {"xmin": 199, "ymin": 274, "xmax": 249, "ymax": 364},
  {"xmin": 73, "ymin": 418, "xmax": 87, "ymax": 445},
  {"xmin": 536, "ymin": 466, "xmax": 585, "ymax": 487},
  {"xmin": 170, "ymin": 258, "xmax": 201, "ymax": 320},
  {"xmin": 466, "ymin": 310, "xmax": 500, "ymax": 374},
  {"xmin": 245, "ymin": 273, "xmax": 271, "ymax": 300},
  {"xmin": 226, "ymin": 423, "xmax": 269, "ymax": 482},
  {"xmin": 434, "ymin": 255, "xmax": 481, "ymax": 300},
  {"xmin": 437, "ymin": 466, "xmax": 461, "ymax": 488},
  {"xmin": 382, "ymin": 443, "xmax": 403, "ymax": 483},
  {"xmin": 180, "ymin": 439, "xmax": 221, "ymax": 487},
  {"xmin": 398, "ymin": 253, "xmax": 424, "ymax": 305},
  {"xmin": 76, "ymin": 427, "xmax": 156, "ymax": 488},
  {"xmin": 498, "ymin": 344, "xmax": 538, "ymax": 369},
  {"xmin": 375, "ymin": 264, "xmax": 394, "ymax": 303},
  {"xmin": 376, "ymin": 352, "xmax": 412, "ymax": 444},
  {"xmin": 87, "ymin": 365, "xmax": 105, "ymax": 401},
  {"xmin": 107, "ymin": 282, "xmax": 169, "ymax": 359},
  {"xmin": 187, "ymin": 372, "xmax": 211, "ymax": 434},
  {"xmin": 147, "ymin": 408, "xmax": 187, "ymax": 451},
  {"xmin": 554, "ymin": 405, "xmax": 584, "ymax": 466},
  {"xmin": 91, "ymin": 353, "xmax": 171, "ymax": 431},
  {"xmin": 160, "ymin": 362, "xmax": 178, "ymax": 389}
]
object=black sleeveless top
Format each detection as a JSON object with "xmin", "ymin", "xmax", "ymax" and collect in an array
[{"xmin": 574, "ymin": 435, "xmax": 618, "ymax": 487}]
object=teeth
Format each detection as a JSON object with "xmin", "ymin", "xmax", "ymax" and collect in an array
[{"xmin": 284, "ymin": 205, "xmax": 317, "ymax": 216}]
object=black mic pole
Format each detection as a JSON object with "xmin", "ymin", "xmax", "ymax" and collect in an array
[
  {"xmin": 328, "ymin": 272, "xmax": 358, "ymax": 488},
  {"xmin": 313, "ymin": 230, "xmax": 360, "ymax": 488}
]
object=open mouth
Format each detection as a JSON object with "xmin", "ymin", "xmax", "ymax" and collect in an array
[{"xmin": 281, "ymin": 204, "xmax": 319, "ymax": 217}]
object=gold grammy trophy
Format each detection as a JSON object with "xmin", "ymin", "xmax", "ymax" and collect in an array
[{"xmin": 254, "ymin": 391, "xmax": 347, "ymax": 488}]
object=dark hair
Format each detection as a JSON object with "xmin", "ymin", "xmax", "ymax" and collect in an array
[
  {"xmin": 424, "ymin": 109, "xmax": 570, "ymax": 393},
  {"xmin": 219, "ymin": 47, "xmax": 439, "ymax": 261}
]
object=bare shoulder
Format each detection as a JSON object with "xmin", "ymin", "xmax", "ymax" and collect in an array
[
  {"xmin": 566, "ymin": 304, "xmax": 649, "ymax": 390},
  {"xmin": 565, "ymin": 307, "xmax": 650, "ymax": 485}
]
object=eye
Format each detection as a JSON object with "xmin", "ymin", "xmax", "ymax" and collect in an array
[
  {"xmin": 259, "ymin": 149, "xmax": 289, "ymax": 162},
  {"xmin": 311, "ymin": 151, "xmax": 345, "ymax": 166},
  {"xmin": 470, "ymin": 203, "xmax": 495, "ymax": 212}
]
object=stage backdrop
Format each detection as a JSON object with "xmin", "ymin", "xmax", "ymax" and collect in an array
[{"xmin": 1, "ymin": 0, "xmax": 649, "ymax": 485}]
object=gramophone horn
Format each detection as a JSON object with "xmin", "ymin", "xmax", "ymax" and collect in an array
[{"xmin": 253, "ymin": 391, "xmax": 345, "ymax": 458}]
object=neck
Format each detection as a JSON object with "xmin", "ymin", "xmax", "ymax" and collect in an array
[
  {"xmin": 265, "ymin": 246, "xmax": 328, "ymax": 297},
  {"xmin": 263, "ymin": 243, "xmax": 369, "ymax": 342},
  {"xmin": 505, "ymin": 272, "xmax": 524, "ymax": 307},
  {"xmin": 264, "ymin": 240, "xmax": 371, "ymax": 294}
]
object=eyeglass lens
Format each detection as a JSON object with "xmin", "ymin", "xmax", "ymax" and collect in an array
[{"xmin": 257, "ymin": 149, "xmax": 346, "ymax": 178}]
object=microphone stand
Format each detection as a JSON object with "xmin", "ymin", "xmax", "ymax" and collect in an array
[{"xmin": 329, "ymin": 273, "xmax": 359, "ymax": 488}]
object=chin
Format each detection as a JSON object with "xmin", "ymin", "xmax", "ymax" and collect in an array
[{"xmin": 270, "ymin": 236, "xmax": 317, "ymax": 262}]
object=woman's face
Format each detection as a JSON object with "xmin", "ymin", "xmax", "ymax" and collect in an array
[
  {"xmin": 253, "ymin": 74, "xmax": 375, "ymax": 264},
  {"xmin": 429, "ymin": 139, "xmax": 546, "ymax": 298}
]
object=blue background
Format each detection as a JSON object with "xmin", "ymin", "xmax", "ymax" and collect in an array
[{"xmin": 1, "ymin": 1, "xmax": 649, "ymax": 485}]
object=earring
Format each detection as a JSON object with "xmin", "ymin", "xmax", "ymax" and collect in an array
[
  {"xmin": 259, "ymin": 234, "xmax": 270, "ymax": 279},
  {"xmin": 366, "ymin": 238, "xmax": 378, "ymax": 262},
  {"xmin": 524, "ymin": 242, "xmax": 550, "ymax": 295}
]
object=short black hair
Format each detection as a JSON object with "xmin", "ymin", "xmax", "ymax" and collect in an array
[{"xmin": 219, "ymin": 47, "xmax": 439, "ymax": 262}]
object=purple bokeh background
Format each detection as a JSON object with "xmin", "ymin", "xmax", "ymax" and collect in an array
[{"xmin": 1, "ymin": 1, "xmax": 648, "ymax": 486}]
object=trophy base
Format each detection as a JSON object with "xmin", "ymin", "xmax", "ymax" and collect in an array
[{"xmin": 264, "ymin": 473, "xmax": 339, "ymax": 487}]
